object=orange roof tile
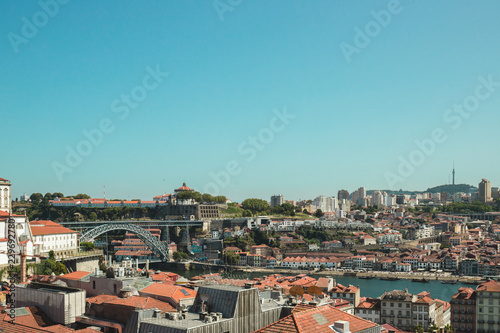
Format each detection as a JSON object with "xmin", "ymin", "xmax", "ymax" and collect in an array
[{"xmin": 59, "ymin": 271, "xmax": 91, "ymax": 281}]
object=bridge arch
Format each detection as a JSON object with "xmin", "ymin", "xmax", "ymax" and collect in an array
[{"xmin": 79, "ymin": 224, "xmax": 169, "ymax": 261}]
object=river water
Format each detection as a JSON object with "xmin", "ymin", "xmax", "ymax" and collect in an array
[{"xmin": 167, "ymin": 268, "xmax": 473, "ymax": 301}]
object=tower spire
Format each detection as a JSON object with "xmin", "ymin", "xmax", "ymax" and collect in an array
[{"xmin": 452, "ymin": 162, "xmax": 455, "ymax": 185}]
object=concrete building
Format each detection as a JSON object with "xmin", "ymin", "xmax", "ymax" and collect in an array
[
  {"xmin": 15, "ymin": 282, "xmax": 86, "ymax": 325},
  {"xmin": 0, "ymin": 177, "xmax": 11, "ymax": 213},
  {"xmin": 314, "ymin": 196, "xmax": 337, "ymax": 213},
  {"xmin": 478, "ymin": 178, "xmax": 492, "ymax": 203},
  {"xmin": 133, "ymin": 284, "xmax": 283, "ymax": 333},
  {"xmin": 372, "ymin": 191, "xmax": 384, "ymax": 207},
  {"xmin": 476, "ymin": 279, "xmax": 500, "ymax": 333},
  {"xmin": 270, "ymin": 194, "xmax": 284, "ymax": 207}
]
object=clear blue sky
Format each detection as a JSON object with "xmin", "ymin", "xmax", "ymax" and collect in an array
[{"xmin": 1, "ymin": 0, "xmax": 499, "ymax": 202}]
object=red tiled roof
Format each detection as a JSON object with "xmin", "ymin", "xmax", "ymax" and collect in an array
[
  {"xmin": 0, "ymin": 178, "xmax": 9, "ymax": 181},
  {"xmin": 59, "ymin": 271, "xmax": 91, "ymax": 281},
  {"xmin": 139, "ymin": 283, "xmax": 196, "ymax": 303},
  {"xmin": 256, "ymin": 304, "xmax": 378, "ymax": 333},
  {"xmin": 106, "ymin": 296, "xmax": 176, "ymax": 313},
  {"xmin": 29, "ymin": 220, "xmax": 77, "ymax": 236},
  {"xmin": 477, "ymin": 279, "xmax": 500, "ymax": 292}
]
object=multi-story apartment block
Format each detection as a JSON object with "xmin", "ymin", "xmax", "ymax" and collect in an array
[
  {"xmin": 478, "ymin": 178, "xmax": 492, "ymax": 203},
  {"xmin": 270, "ymin": 194, "xmax": 284, "ymax": 207},
  {"xmin": 413, "ymin": 295, "xmax": 439, "ymax": 328},
  {"xmin": 355, "ymin": 297, "xmax": 381, "ymax": 324},
  {"xmin": 476, "ymin": 279, "xmax": 500, "ymax": 333},
  {"xmin": 451, "ymin": 287, "xmax": 476, "ymax": 333},
  {"xmin": 380, "ymin": 289, "xmax": 416, "ymax": 331},
  {"xmin": 329, "ymin": 283, "xmax": 360, "ymax": 306}
]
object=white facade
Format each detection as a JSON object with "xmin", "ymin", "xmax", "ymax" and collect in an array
[
  {"xmin": 30, "ymin": 220, "xmax": 78, "ymax": 258},
  {"xmin": 314, "ymin": 196, "xmax": 337, "ymax": 213},
  {"xmin": 0, "ymin": 178, "xmax": 11, "ymax": 213},
  {"xmin": 372, "ymin": 191, "xmax": 384, "ymax": 207},
  {"xmin": 0, "ymin": 212, "xmax": 34, "ymax": 265}
]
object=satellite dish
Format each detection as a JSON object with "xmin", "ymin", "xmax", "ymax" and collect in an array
[
  {"xmin": 306, "ymin": 286, "xmax": 323, "ymax": 296},
  {"xmin": 289, "ymin": 286, "xmax": 305, "ymax": 296}
]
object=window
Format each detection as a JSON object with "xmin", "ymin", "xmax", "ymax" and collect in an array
[{"xmin": 93, "ymin": 281, "xmax": 96, "ymax": 289}]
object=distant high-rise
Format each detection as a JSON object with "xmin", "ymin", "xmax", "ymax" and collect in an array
[
  {"xmin": 338, "ymin": 189, "xmax": 350, "ymax": 201},
  {"xmin": 372, "ymin": 191, "xmax": 384, "ymax": 207},
  {"xmin": 270, "ymin": 194, "xmax": 284, "ymax": 207},
  {"xmin": 478, "ymin": 179, "xmax": 492, "ymax": 203}
]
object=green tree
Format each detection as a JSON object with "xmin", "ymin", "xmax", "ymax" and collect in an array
[
  {"xmin": 30, "ymin": 193, "xmax": 43, "ymax": 202},
  {"xmin": 242, "ymin": 198, "xmax": 269, "ymax": 213},
  {"xmin": 173, "ymin": 251, "xmax": 189, "ymax": 261},
  {"xmin": 202, "ymin": 193, "xmax": 214, "ymax": 203},
  {"xmin": 414, "ymin": 324, "xmax": 424, "ymax": 333},
  {"xmin": 315, "ymin": 209, "xmax": 324, "ymax": 218},
  {"xmin": 213, "ymin": 195, "xmax": 227, "ymax": 203},
  {"xmin": 223, "ymin": 250, "xmax": 240, "ymax": 265},
  {"xmin": 242, "ymin": 210, "xmax": 252, "ymax": 217},
  {"xmin": 176, "ymin": 191, "xmax": 202, "ymax": 202},
  {"xmin": 443, "ymin": 324, "xmax": 455, "ymax": 333},
  {"xmin": 319, "ymin": 264, "xmax": 326, "ymax": 271},
  {"xmin": 74, "ymin": 194, "xmax": 91, "ymax": 199},
  {"xmin": 80, "ymin": 242, "xmax": 95, "ymax": 251},
  {"xmin": 303, "ymin": 209, "xmax": 310, "ymax": 215},
  {"xmin": 89, "ymin": 212, "xmax": 98, "ymax": 221},
  {"xmin": 52, "ymin": 192, "xmax": 64, "ymax": 199}
]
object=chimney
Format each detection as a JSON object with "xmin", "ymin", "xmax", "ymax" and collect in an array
[
  {"xmin": 333, "ymin": 320, "xmax": 350, "ymax": 333},
  {"xmin": 135, "ymin": 258, "xmax": 139, "ymax": 270},
  {"xmin": 146, "ymin": 259, "xmax": 150, "ymax": 272},
  {"xmin": 20, "ymin": 252, "xmax": 27, "ymax": 284}
]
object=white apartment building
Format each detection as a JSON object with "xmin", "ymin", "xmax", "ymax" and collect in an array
[
  {"xmin": 314, "ymin": 196, "xmax": 337, "ymax": 212},
  {"xmin": 30, "ymin": 220, "xmax": 78, "ymax": 258},
  {"xmin": 0, "ymin": 210, "xmax": 34, "ymax": 265}
]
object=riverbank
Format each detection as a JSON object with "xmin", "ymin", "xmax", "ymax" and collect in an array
[{"xmin": 235, "ymin": 267, "xmax": 482, "ymax": 284}]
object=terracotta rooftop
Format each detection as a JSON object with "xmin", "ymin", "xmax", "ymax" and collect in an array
[
  {"xmin": 139, "ymin": 283, "xmax": 197, "ymax": 303},
  {"xmin": 255, "ymin": 304, "xmax": 378, "ymax": 333},
  {"xmin": 59, "ymin": 271, "xmax": 91, "ymax": 281}
]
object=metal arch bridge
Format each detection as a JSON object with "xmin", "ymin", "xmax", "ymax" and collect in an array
[{"xmin": 79, "ymin": 224, "xmax": 170, "ymax": 261}]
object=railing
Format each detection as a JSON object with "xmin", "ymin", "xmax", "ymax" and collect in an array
[{"xmin": 72, "ymin": 249, "xmax": 104, "ymax": 257}]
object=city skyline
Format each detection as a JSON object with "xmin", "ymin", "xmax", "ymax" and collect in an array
[{"xmin": 2, "ymin": 1, "xmax": 499, "ymax": 202}]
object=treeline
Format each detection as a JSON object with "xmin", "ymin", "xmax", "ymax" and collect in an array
[
  {"xmin": 176, "ymin": 191, "xmax": 226, "ymax": 204},
  {"xmin": 240, "ymin": 198, "xmax": 302, "ymax": 217},
  {"xmin": 441, "ymin": 201, "xmax": 498, "ymax": 214},
  {"xmin": 21, "ymin": 192, "xmax": 164, "ymax": 222}
]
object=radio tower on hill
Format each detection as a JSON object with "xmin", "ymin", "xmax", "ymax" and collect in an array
[{"xmin": 452, "ymin": 162, "xmax": 455, "ymax": 185}]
